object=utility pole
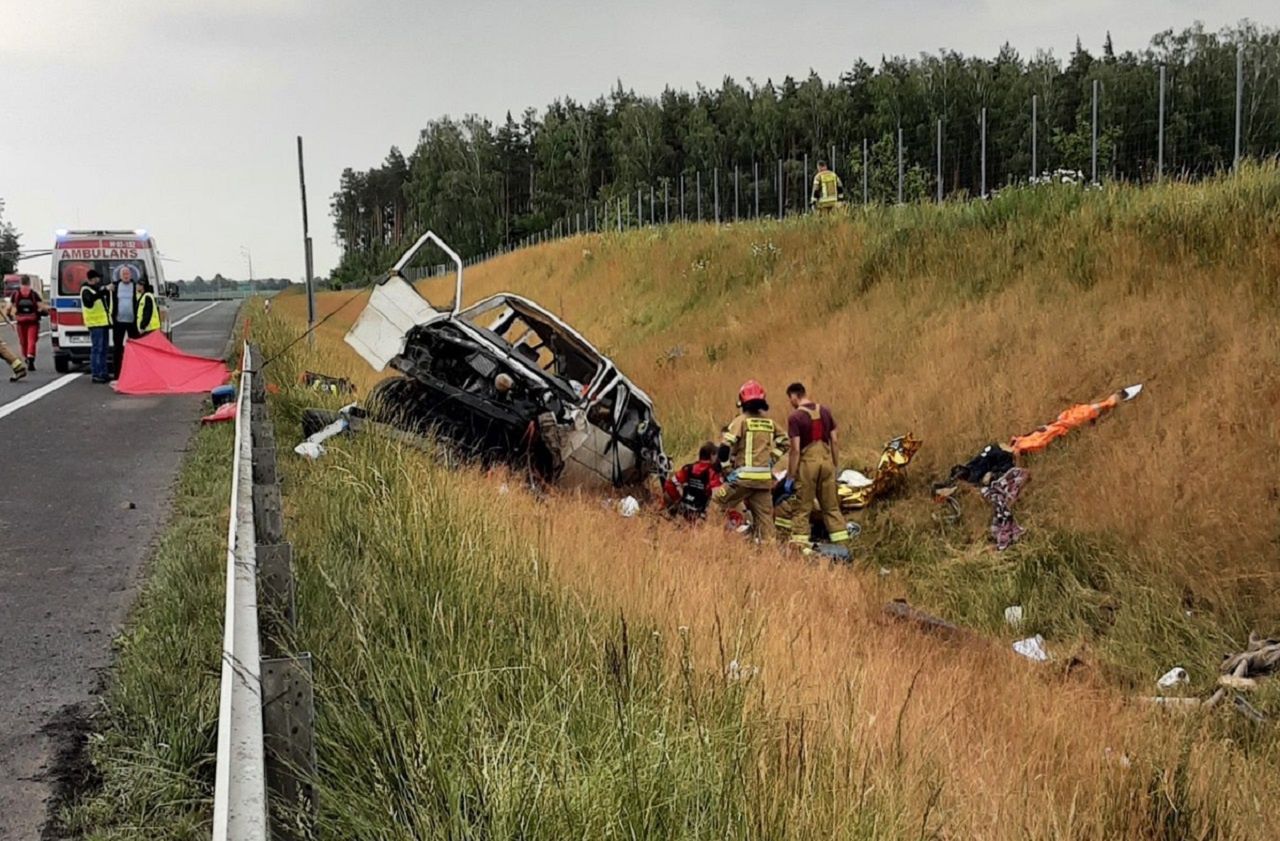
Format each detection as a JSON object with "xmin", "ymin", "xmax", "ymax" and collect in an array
[
  {"xmin": 240, "ymin": 245, "xmax": 254, "ymax": 296},
  {"xmin": 296, "ymin": 136, "xmax": 314, "ymax": 329}
]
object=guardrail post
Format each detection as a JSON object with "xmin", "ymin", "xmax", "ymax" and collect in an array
[
  {"xmin": 257, "ymin": 542, "xmax": 296, "ymax": 653},
  {"xmin": 261, "ymin": 654, "xmax": 317, "ymax": 840}
]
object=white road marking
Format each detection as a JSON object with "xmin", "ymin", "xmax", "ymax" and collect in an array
[
  {"xmin": 1, "ymin": 301, "xmax": 223, "ymax": 421},
  {"xmin": 0, "ymin": 374, "xmax": 81, "ymax": 421},
  {"xmin": 170, "ymin": 301, "xmax": 220, "ymax": 330}
]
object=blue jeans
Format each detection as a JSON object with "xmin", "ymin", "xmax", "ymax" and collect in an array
[{"xmin": 89, "ymin": 327, "xmax": 110, "ymax": 380}]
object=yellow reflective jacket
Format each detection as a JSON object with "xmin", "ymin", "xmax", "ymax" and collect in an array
[{"xmin": 722, "ymin": 413, "xmax": 788, "ymax": 487}]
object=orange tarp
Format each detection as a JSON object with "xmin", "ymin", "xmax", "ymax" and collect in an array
[{"xmin": 1010, "ymin": 393, "xmax": 1120, "ymax": 455}]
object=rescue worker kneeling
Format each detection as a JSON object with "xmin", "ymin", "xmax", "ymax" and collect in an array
[
  {"xmin": 713, "ymin": 380, "xmax": 789, "ymax": 542},
  {"xmin": 784, "ymin": 382, "xmax": 849, "ymax": 552},
  {"xmin": 663, "ymin": 442, "xmax": 723, "ymax": 521}
]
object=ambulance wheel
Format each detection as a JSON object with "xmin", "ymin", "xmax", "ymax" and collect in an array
[{"xmin": 54, "ymin": 356, "xmax": 69, "ymax": 374}]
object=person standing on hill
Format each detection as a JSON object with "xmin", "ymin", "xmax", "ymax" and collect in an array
[
  {"xmin": 8, "ymin": 275, "xmax": 44, "ymax": 370},
  {"xmin": 713, "ymin": 380, "xmax": 789, "ymax": 542},
  {"xmin": 811, "ymin": 161, "xmax": 844, "ymax": 213},
  {"xmin": 80, "ymin": 270, "xmax": 112, "ymax": 383},
  {"xmin": 785, "ymin": 382, "xmax": 849, "ymax": 552}
]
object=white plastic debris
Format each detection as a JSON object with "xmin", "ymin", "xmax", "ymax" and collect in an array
[
  {"xmin": 294, "ymin": 416, "xmax": 349, "ymax": 460},
  {"xmin": 838, "ymin": 469, "xmax": 874, "ymax": 488},
  {"xmin": 618, "ymin": 496, "xmax": 640, "ymax": 518},
  {"xmin": 1157, "ymin": 667, "xmax": 1189, "ymax": 688},
  {"xmin": 1004, "ymin": 605, "xmax": 1024, "ymax": 628},
  {"xmin": 1013, "ymin": 635, "xmax": 1049, "ymax": 662},
  {"xmin": 294, "ymin": 441, "xmax": 326, "ymax": 460}
]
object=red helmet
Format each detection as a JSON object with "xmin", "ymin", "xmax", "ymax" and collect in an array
[{"xmin": 738, "ymin": 379, "xmax": 767, "ymax": 405}]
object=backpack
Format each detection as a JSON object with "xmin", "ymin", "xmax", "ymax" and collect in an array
[
  {"xmin": 679, "ymin": 462, "xmax": 715, "ymax": 517},
  {"xmin": 13, "ymin": 287, "xmax": 38, "ymax": 316}
]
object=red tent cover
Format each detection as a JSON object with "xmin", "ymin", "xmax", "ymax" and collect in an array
[{"xmin": 113, "ymin": 331, "xmax": 231, "ymax": 395}]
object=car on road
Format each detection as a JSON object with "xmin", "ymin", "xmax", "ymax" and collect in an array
[
  {"xmin": 48, "ymin": 229, "xmax": 171, "ymax": 373},
  {"xmin": 340, "ymin": 232, "xmax": 670, "ymax": 487}
]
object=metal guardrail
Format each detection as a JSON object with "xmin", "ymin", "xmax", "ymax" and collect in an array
[{"xmin": 213, "ymin": 343, "xmax": 315, "ymax": 841}]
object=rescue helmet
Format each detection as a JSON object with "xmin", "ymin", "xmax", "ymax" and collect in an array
[{"xmin": 738, "ymin": 379, "xmax": 767, "ymax": 406}]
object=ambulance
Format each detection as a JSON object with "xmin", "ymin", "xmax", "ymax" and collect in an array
[{"xmin": 48, "ymin": 229, "xmax": 170, "ymax": 373}]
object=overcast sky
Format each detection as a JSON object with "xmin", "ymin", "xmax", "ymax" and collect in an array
[{"xmin": 1, "ymin": 1, "xmax": 1272, "ymax": 280}]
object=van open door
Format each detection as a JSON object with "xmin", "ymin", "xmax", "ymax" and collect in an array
[
  {"xmin": 345, "ymin": 277, "xmax": 443, "ymax": 371},
  {"xmin": 344, "ymin": 230, "xmax": 464, "ymax": 372}
]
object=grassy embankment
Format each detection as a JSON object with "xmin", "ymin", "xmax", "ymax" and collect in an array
[
  {"xmin": 253, "ymin": 166, "xmax": 1280, "ymax": 838},
  {"xmin": 62, "ymin": 167, "xmax": 1280, "ymax": 839}
]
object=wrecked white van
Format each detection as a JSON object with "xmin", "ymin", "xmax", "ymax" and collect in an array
[{"xmin": 337, "ymin": 232, "xmax": 670, "ymax": 487}]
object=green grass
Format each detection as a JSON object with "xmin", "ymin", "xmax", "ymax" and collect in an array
[{"xmin": 59, "ymin": 422, "xmax": 231, "ymax": 839}]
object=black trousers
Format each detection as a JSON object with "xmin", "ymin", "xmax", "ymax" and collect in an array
[{"xmin": 111, "ymin": 322, "xmax": 140, "ymax": 376}]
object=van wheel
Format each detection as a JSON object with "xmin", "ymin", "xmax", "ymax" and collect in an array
[{"xmin": 54, "ymin": 356, "xmax": 70, "ymax": 374}]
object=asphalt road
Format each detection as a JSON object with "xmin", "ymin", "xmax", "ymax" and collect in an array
[{"xmin": 0, "ymin": 300, "xmax": 240, "ymax": 839}]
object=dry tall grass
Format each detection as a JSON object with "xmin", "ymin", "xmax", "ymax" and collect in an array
[{"xmin": 265, "ymin": 169, "xmax": 1280, "ymax": 836}]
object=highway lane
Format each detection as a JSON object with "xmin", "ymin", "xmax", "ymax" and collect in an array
[{"xmin": 0, "ymin": 300, "xmax": 240, "ymax": 839}]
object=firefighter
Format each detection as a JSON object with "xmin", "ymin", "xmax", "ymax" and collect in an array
[
  {"xmin": 811, "ymin": 161, "xmax": 844, "ymax": 213},
  {"xmin": 0, "ymin": 297, "xmax": 27, "ymax": 382},
  {"xmin": 785, "ymin": 382, "xmax": 849, "ymax": 551},
  {"xmin": 713, "ymin": 380, "xmax": 789, "ymax": 542},
  {"xmin": 663, "ymin": 442, "xmax": 723, "ymax": 520}
]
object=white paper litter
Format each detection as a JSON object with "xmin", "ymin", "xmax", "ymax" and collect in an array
[
  {"xmin": 1157, "ymin": 667, "xmax": 1189, "ymax": 688},
  {"xmin": 618, "ymin": 496, "xmax": 640, "ymax": 517},
  {"xmin": 1013, "ymin": 635, "xmax": 1049, "ymax": 662},
  {"xmin": 838, "ymin": 469, "xmax": 874, "ymax": 488},
  {"xmin": 293, "ymin": 416, "xmax": 349, "ymax": 460},
  {"xmin": 1004, "ymin": 605, "xmax": 1024, "ymax": 628}
]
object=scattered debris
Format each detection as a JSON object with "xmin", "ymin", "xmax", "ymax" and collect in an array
[
  {"xmin": 1219, "ymin": 633, "xmax": 1280, "ymax": 679},
  {"xmin": 837, "ymin": 434, "xmax": 921, "ymax": 511},
  {"xmin": 980, "ymin": 467, "xmax": 1030, "ymax": 550},
  {"xmin": 882, "ymin": 599, "xmax": 971, "ymax": 642},
  {"xmin": 293, "ymin": 411, "xmax": 351, "ymax": 460},
  {"xmin": 726, "ymin": 659, "xmax": 759, "ymax": 681},
  {"xmin": 1013, "ymin": 635, "xmax": 1049, "ymax": 662},
  {"xmin": 211, "ymin": 384, "xmax": 237, "ymax": 407},
  {"xmin": 617, "ymin": 496, "xmax": 641, "ymax": 518},
  {"xmin": 302, "ymin": 371, "xmax": 355, "ymax": 395},
  {"xmin": 201, "ymin": 401, "xmax": 237, "ymax": 424},
  {"xmin": 1004, "ymin": 605, "xmax": 1024, "ymax": 628},
  {"xmin": 1218, "ymin": 675, "xmax": 1258, "ymax": 690},
  {"xmin": 1010, "ymin": 384, "xmax": 1143, "ymax": 456},
  {"xmin": 1157, "ymin": 667, "xmax": 1189, "ymax": 689},
  {"xmin": 119, "ymin": 500, "xmax": 136, "ymax": 511}
]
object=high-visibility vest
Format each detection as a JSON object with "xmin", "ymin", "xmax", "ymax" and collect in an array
[
  {"xmin": 814, "ymin": 170, "xmax": 841, "ymax": 206},
  {"xmin": 81, "ymin": 286, "xmax": 111, "ymax": 328},
  {"xmin": 137, "ymin": 292, "xmax": 161, "ymax": 332}
]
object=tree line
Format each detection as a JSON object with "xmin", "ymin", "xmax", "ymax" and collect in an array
[
  {"xmin": 0, "ymin": 199, "xmax": 20, "ymax": 275},
  {"xmin": 330, "ymin": 21, "xmax": 1280, "ymax": 284}
]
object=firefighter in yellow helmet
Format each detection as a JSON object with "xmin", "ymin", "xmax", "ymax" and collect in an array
[
  {"xmin": 713, "ymin": 379, "xmax": 789, "ymax": 542},
  {"xmin": 784, "ymin": 382, "xmax": 849, "ymax": 552},
  {"xmin": 811, "ymin": 160, "xmax": 844, "ymax": 213}
]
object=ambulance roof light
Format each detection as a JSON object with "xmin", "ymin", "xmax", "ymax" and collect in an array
[
  {"xmin": 135, "ymin": 229, "xmax": 148, "ymax": 237},
  {"xmin": 55, "ymin": 229, "xmax": 68, "ymax": 237}
]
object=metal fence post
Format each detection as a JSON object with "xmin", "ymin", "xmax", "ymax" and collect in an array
[
  {"xmin": 734, "ymin": 165, "xmax": 740, "ymax": 220},
  {"xmin": 1235, "ymin": 44, "xmax": 1244, "ymax": 170},
  {"xmin": 754, "ymin": 162, "xmax": 760, "ymax": 217},
  {"xmin": 896, "ymin": 127, "xmax": 903, "ymax": 204},
  {"xmin": 664, "ymin": 181, "xmax": 669, "ymax": 224},
  {"xmin": 1157, "ymin": 64, "xmax": 1165, "ymax": 182},
  {"xmin": 862, "ymin": 137, "xmax": 869, "ymax": 204},
  {"xmin": 777, "ymin": 158, "xmax": 783, "ymax": 219},
  {"xmin": 649, "ymin": 184, "xmax": 655, "ymax": 225},
  {"xmin": 696, "ymin": 171, "xmax": 702, "ymax": 221},
  {"xmin": 679, "ymin": 173, "xmax": 685, "ymax": 221},
  {"xmin": 980, "ymin": 107, "xmax": 987, "ymax": 197},
  {"xmin": 1031, "ymin": 94, "xmax": 1038, "ymax": 179},
  {"xmin": 1091, "ymin": 79, "xmax": 1099, "ymax": 184},
  {"xmin": 936, "ymin": 118, "xmax": 943, "ymax": 202},
  {"xmin": 713, "ymin": 167, "xmax": 720, "ymax": 223}
]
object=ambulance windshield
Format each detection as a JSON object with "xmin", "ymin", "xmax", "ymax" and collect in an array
[{"xmin": 58, "ymin": 260, "xmax": 149, "ymax": 296}]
